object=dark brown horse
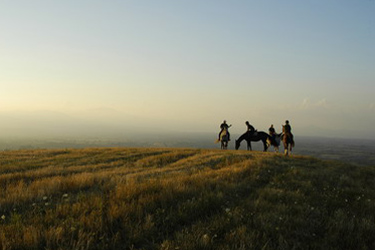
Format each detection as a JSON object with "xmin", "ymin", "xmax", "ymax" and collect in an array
[
  {"xmin": 282, "ymin": 125, "xmax": 295, "ymax": 156},
  {"xmin": 267, "ymin": 133, "xmax": 282, "ymax": 152},
  {"xmin": 235, "ymin": 131, "xmax": 270, "ymax": 151}
]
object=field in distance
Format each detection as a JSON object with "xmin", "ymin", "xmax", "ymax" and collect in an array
[{"xmin": 0, "ymin": 147, "xmax": 374, "ymax": 250}]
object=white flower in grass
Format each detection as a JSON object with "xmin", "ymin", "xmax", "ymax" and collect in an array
[
  {"xmin": 1, "ymin": 215, "xmax": 5, "ymax": 220},
  {"xmin": 225, "ymin": 208, "xmax": 230, "ymax": 213},
  {"xmin": 43, "ymin": 196, "xmax": 48, "ymax": 201},
  {"xmin": 45, "ymin": 202, "xmax": 50, "ymax": 206},
  {"xmin": 62, "ymin": 193, "xmax": 69, "ymax": 198},
  {"xmin": 202, "ymin": 234, "xmax": 210, "ymax": 244}
]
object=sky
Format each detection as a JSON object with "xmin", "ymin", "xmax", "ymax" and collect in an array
[{"xmin": 1, "ymin": 1, "xmax": 374, "ymax": 139}]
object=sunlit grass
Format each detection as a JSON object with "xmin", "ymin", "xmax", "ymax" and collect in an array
[{"xmin": 0, "ymin": 148, "xmax": 374, "ymax": 249}]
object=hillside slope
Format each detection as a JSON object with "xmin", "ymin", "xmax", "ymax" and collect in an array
[{"xmin": 0, "ymin": 148, "xmax": 374, "ymax": 250}]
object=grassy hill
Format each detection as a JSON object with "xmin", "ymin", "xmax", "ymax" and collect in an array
[{"xmin": 0, "ymin": 148, "xmax": 374, "ymax": 250}]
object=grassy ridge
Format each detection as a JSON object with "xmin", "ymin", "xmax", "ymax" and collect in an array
[{"xmin": 0, "ymin": 148, "xmax": 374, "ymax": 250}]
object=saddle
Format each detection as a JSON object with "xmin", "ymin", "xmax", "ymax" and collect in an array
[{"xmin": 248, "ymin": 130, "xmax": 257, "ymax": 136}]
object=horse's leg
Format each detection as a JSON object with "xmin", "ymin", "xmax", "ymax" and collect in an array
[
  {"xmin": 283, "ymin": 141, "xmax": 288, "ymax": 156},
  {"xmin": 263, "ymin": 140, "xmax": 268, "ymax": 152}
]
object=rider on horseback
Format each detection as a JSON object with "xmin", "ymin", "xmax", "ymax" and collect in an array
[
  {"xmin": 246, "ymin": 121, "xmax": 256, "ymax": 135},
  {"xmin": 219, "ymin": 120, "xmax": 231, "ymax": 141},
  {"xmin": 268, "ymin": 124, "xmax": 276, "ymax": 144},
  {"xmin": 283, "ymin": 120, "xmax": 295, "ymax": 146}
]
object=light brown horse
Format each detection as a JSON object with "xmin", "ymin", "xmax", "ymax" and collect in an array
[{"xmin": 220, "ymin": 128, "xmax": 229, "ymax": 150}]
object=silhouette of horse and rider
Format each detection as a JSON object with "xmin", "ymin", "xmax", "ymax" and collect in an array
[
  {"xmin": 217, "ymin": 120, "xmax": 231, "ymax": 149},
  {"xmin": 217, "ymin": 120, "xmax": 295, "ymax": 155}
]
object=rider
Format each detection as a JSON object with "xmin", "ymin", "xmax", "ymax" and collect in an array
[
  {"xmin": 283, "ymin": 120, "xmax": 295, "ymax": 146},
  {"xmin": 219, "ymin": 120, "xmax": 231, "ymax": 141},
  {"xmin": 246, "ymin": 121, "xmax": 255, "ymax": 135},
  {"xmin": 268, "ymin": 124, "xmax": 276, "ymax": 144}
]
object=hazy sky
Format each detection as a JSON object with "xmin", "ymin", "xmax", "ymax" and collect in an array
[{"xmin": 1, "ymin": 1, "xmax": 374, "ymax": 139}]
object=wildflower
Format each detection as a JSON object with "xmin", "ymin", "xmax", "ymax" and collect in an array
[
  {"xmin": 45, "ymin": 202, "xmax": 50, "ymax": 206},
  {"xmin": 62, "ymin": 194, "xmax": 69, "ymax": 198},
  {"xmin": 225, "ymin": 208, "xmax": 230, "ymax": 213},
  {"xmin": 202, "ymin": 234, "xmax": 210, "ymax": 244},
  {"xmin": 1, "ymin": 215, "xmax": 5, "ymax": 220},
  {"xmin": 32, "ymin": 203, "xmax": 36, "ymax": 207},
  {"xmin": 43, "ymin": 196, "xmax": 48, "ymax": 201}
]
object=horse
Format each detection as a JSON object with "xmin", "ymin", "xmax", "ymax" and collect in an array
[
  {"xmin": 266, "ymin": 133, "xmax": 282, "ymax": 153},
  {"xmin": 220, "ymin": 128, "xmax": 229, "ymax": 150},
  {"xmin": 282, "ymin": 125, "xmax": 295, "ymax": 156},
  {"xmin": 235, "ymin": 131, "xmax": 270, "ymax": 151}
]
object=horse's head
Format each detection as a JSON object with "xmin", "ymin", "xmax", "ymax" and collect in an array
[
  {"xmin": 274, "ymin": 133, "xmax": 282, "ymax": 146},
  {"xmin": 235, "ymin": 139, "xmax": 240, "ymax": 150}
]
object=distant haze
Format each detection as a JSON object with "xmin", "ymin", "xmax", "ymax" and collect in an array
[
  {"xmin": 1, "ymin": 1, "xmax": 374, "ymax": 140},
  {"xmin": 1, "ymin": 109, "xmax": 374, "ymax": 140}
]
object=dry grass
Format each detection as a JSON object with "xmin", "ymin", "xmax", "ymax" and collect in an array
[{"xmin": 0, "ymin": 147, "xmax": 374, "ymax": 250}]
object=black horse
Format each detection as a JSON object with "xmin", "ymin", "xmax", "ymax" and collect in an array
[{"xmin": 235, "ymin": 131, "xmax": 270, "ymax": 151}]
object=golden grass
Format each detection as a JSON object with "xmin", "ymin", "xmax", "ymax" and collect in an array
[{"xmin": 0, "ymin": 147, "xmax": 374, "ymax": 249}]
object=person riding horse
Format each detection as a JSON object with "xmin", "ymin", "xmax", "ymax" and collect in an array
[
  {"xmin": 218, "ymin": 120, "xmax": 231, "ymax": 141},
  {"xmin": 283, "ymin": 120, "xmax": 295, "ymax": 147},
  {"xmin": 246, "ymin": 121, "xmax": 256, "ymax": 135},
  {"xmin": 268, "ymin": 124, "xmax": 276, "ymax": 144}
]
